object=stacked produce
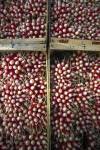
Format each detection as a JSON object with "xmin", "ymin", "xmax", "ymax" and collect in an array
[
  {"xmin": 51, "ymin": 52, "xmax": 100, "ymax": 150},
  {"xmin": 0, "ymin": 0, "xmax": 46, "ymax": 38},
  {"xmin": 0, "ymin": 52, "xmax": 47, "ymax": 150},
  {"xmin": 51, "ymin": 0, "xmax": 100, "ymax": 39}
]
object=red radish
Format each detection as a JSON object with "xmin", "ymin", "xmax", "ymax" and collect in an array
[
  {"xmin": 51, "ymin": 51, "xmax": 100, "ymax": 150},
  {"xmin": 51, "ymin": 1, "xmax": 100, "ymax": 40},
  {"xmin": 0, "ymin": 52, "xmax": 47, "ymax": 149},
  {"xmin": 0, "ymin": 0, "xmax": 46, "ymax": 38}
]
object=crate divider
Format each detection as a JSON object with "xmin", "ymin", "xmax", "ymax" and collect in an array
[
  {"xmin": 50, "ymin": 38, "xmax": 100, "ymax": 51},
  {"xmin": 46, "ymin": 50, "xmax": 51, "ymax": 150},
  {"xmin": 0, "ymin": 38, "xmax": 46, "ymax": 51}
]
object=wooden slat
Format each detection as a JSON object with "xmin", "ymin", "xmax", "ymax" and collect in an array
[
  {"xmin": 46, "ymin": 0, "xmax": 51, "ymax": 148},
  {"xmin": 12, "ymin": 38, "xmax": 45, "ymax": 44},
  {"xmin": 0, "ymin": 45, "xmax": 46, "ymax": 51},
  {"xmin": 46, "ymin": 50, "xmax": 51, "ymax": 150},
  {"xmin": 0, "ymin": 38, "xmax": 45, "ymax": 44},
  {"xmin": 50, "ymin": 38, "xmax": 100, "ymax": 51},
  {"xmin": 0, "ymin": 38, "xmax": 46, "ymax": 51}
]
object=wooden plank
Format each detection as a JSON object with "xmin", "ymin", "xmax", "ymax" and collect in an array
[
  {"xmin": 46, "ymin": 0, "xmax": 51, "ymax": 148},
  {"xmin": 0, "ymin": 39, "xmax": 12, "ymax": 44},
  {"xmin": 51, "ymin": 38, "xmax": 100, "ymax": 45},
  {"xmin": 50, "ymin": 38, "xmax": 100, "ymax": 51},
  {"xmin": 0, "ymin": 38, "xmax": 46, "ymax": 51},
  {"xmin": 0, "ymin": 44, "xmax": 46, "ymax": 51},
  {"xmin": 46, "ymin": 50, "xmax": 51, "ymax": 150},
  {"xmin": 0, "ymin": 38, "xmax": 45, "ymax": 44},
  {"xmin": 12, "ymin": 38, "xmax": 45, "ymax": 44}
]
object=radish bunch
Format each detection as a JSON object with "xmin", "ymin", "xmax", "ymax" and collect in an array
[
  {"xmin": 0, "ymin": 52, "xmax": 47, "ymax": 150},
  {"xmin": 51, "ymin": 0, "xmax": 100, "ymax": 40},
  {"xmin": 51, "ymin": 52, "xmax": 100, "ymax": 150},
  {"xmin": 0, "ymin": 0, "xmax": 46, "ymax": 38}
]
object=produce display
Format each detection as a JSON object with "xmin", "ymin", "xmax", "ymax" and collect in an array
[
  {"xmin": 0, "ymin": 0, "xmax": 46, "ymax": 38},
  {"xmin": 51, "ymin": 51, "xmax": 100, "ymax": 150},
  {"xmin": 0, "ymin": 0, "xmax": 100, "ymax": 150},
  {"xmin": 0, "ymin": 52, "xmax": 47, "ymax": 150},
  {"xmin": 51, "ymin": 0, "xmax": 100, "ymax": 40}
]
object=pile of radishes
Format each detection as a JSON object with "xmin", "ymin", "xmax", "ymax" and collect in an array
[
  {"xmin": 0, "ymin": 52, "xmax": 47, "ymax": 150},
  {"xmin": 0, "ymin": 0, "xmax": 46, "ymax": 38},
  {"xmin": 51, "ymin": 0, "xmax": 100, "ymax": 40},
  {"xmin": 51, "ymin": 51, "xmax": 100, "ymax": 150}
]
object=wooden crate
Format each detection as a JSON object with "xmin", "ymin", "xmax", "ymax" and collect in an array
[
  {"xmin": 49, "ymin": 0, "xmax": 100, "ymax": 52},
  {"xmin": 0, "ymin": 49, "xmax": 50, "ymax": 150}
]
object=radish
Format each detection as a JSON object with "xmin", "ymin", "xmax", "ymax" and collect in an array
[
  {"xmin": 0, "ymin": 52, "xmax": 47, "ymax": 150},
  {"xmin": 0, "ymin": 0, "xmax": 46, "ymax": 38},
  {"xmin": 51, "ymin": 51, "xmax": 100, "ymax": 149},
  {"xmin": 51, "ymin": 1, "xmax": 99, "ymax": 39}
]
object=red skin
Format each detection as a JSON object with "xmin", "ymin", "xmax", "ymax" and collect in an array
[
  {"xmin": 0, "ymin": 0, "xmax": 46, "ymax": 38},
  {"xmin": 51, "ymin": 52, "xmax": 100, "ymax": 150},
  {"xmin": 0, "ymin": 52, "xmax": 47, "ymax": 150},
  {"xmin": 51, "ymin": 1, "xmax": 99, "ymax": 39}
]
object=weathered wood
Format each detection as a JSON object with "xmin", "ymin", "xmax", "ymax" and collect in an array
[
  {"xmin": 50, "ymin": 38, "xmax": 100, "ymax": 51},
  {"xmin": 46, "ymin": 51, "xmax": 51, "ymax": 150},
  {"xmin": 0, "ymin": 38, "xmax": 46, "ymax": 51}
]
